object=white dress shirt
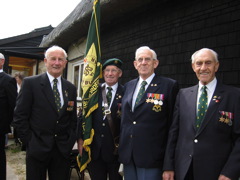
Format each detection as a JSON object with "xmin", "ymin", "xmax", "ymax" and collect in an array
[
  {"xmin": 47, "ymin": 72, "xmax": 64, "ymax": 107},
  {"xmin": 196, "ymin": 77, "xmax": 217, "ymax": 112},
  {"xmin": 132, "ymin": 73, "xmax": 155, "ymax": 111}
]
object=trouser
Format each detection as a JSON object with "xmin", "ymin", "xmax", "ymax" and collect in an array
[
  {"xmin": 26, "ymin": 144, "xmax": 70, "ymax": 180},
  {"xmin": 88, "ymin": 155, "xmax": 122, "ymax": 180},
  {"xmin": 0, "ymin": 134, "xmax": 6, "ymax": 180}
]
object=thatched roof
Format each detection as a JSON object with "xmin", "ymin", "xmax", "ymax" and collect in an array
[{"xmin": 40, "ymin": 0, "xmax": 167, "ymax": 49}]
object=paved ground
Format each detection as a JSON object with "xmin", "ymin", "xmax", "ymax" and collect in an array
[
  {"xmin": 6, "ymin": 138, "xmax": 90, "ymax": 180},
  {"xmin": 7, "ymin": 163, "xmax": 19, "ymax": 180}
]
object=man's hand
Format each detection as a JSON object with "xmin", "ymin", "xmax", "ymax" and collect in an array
[
  {"xmin": 218, "ymin": 174, "xmax": 231, "ymax": 180},
  {"xmin": 163, "ymin": 171, "xmax": 174, "ymax": 180},
  {"xmin": 77, "ymin": 138, "xmax": 84, "ymax": 156}
]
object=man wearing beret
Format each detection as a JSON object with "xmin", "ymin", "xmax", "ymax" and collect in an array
[{"xmin": 77, "ymin": 58, "xmax": 123, "ymax": 180}]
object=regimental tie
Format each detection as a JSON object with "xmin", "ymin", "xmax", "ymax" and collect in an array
[
  {"xmin": 134, "ymin": 81, "xmax": 147, "ymax": 109},
  {"xmin": 106, "ymin": 87, "xmax": 112, "ymax": 106},
  {"xmin": 53, "ymin": 78, "xmax": 61, "ymax": 112},
  {"xmin": 196, "ymin": 85, "xmax": 208, "ymax": 129}
]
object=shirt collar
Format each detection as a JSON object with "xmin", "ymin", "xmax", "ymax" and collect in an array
[
  {"xmin": 0, "ymin": 69, "xmax": 3, "ymax": 73},
  {"xmin": 104, "ymin": 82, "xmax": 118, "ymax": 92},
  {"xmin": 139, "ymin": 73, "xmax": 155, "ymax": 85},
  {"xmin": 198, "ymin": 77, "xmax": 217, "ymax": 93},
  {"xmin": 46, "ymin": 72, "xmax": 61, "ymax": 83}
]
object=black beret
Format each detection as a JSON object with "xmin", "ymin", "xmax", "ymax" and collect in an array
[{"xmin": 102, "ymin": 58, "xmax": 123, "ymax": 70}]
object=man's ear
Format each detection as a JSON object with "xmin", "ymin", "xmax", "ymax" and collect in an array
[
  {"xmin": 154, "ymin": 59, "xmax": 159, "ymax": 68},
  {"xmin": 133, "ymin": 60, "xmax": 138, "ymax": 70}
]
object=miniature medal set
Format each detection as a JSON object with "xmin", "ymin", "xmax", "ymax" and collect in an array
[
  {"xmin": 219, "ymin": 111, "xmax": 233, "ymax": 126},
  {"xmin": 145, "ymin": 83, "xmax": 164, "ymax": 112}
]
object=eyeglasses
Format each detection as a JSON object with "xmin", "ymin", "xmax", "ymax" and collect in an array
[
  {"xmin": 136, "ymin": 57, "xmax": 153, "ymax": 63},
  {"xmin": 104, "ymin": 69, "xmax": 119, "ymax": 73}
]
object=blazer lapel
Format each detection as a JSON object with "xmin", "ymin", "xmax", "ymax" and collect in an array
[
  {"xmin": 127, "ymin": 79, "xmax": 138, "ymax": 109},
  {"xmin": 59, "ymin": 78, "xmax": 69, "ymax": 116},
  {"xmin": 196, "ymin": 82, "xmax": 224, "ymax": 135},
  {"xmin": 188, "ymin": 85, "xmax": 199, "ymax": 131},
  {"xmin": 112, "ymin": 85, "xmax": 123, "ymax": 107},
  {"xmin": 41, "ymin": 73, "xmax": 58, "ymax": 113}
]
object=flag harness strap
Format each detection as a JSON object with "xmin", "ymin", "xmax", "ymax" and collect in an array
[{"xmin": 101, "ymin": 85, "xmax": 119, "ymax": 154}]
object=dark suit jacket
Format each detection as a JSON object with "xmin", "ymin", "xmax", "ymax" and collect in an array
[
  {"xmin": 163, "ymin": 82, "xmax": 240, "ymax": 180},
  {"xmin": 12, "ymin": 73, "xmax": 77, "ymax": 160},
  {"xmin": 77, "ymin": 83, "xmax": 123, "ymax": 162},
  {"xmin": 118, "ymin": 75, "xmax": 178, "ymax": 168},
  {"xmin": 0, "ymin": 72, "xmax": 17, "ymax": 135}
]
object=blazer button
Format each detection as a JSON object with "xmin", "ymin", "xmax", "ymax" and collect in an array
[
  {"xmin": 102, "ymin": 123, "xmax": 105, "ymax": 126},
  {"xmin": 194, "ymin": 139, "xmax": 198, "ymax": 143},
  {"xmin": 56, "ymin": 121, "xmax": 59, "ymax": 124},
  {"xmin": 133, "ymin": 121, "xmax": 136, "ymax": 124},
  {"xmin": 55, "ymin": 134, "xmax": 57, "ymax": 137},
  {"xmin": 101, "ymin": 134, "xmax": 104, "ymax": 138},
  {"xmin": 130, "ymin": 135, "xmax": 133, "ymax": 138}
]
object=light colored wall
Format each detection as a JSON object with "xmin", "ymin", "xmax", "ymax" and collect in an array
[{"xmin": 67, "ymin": 38, "xmax": 86, "ymax": 83}]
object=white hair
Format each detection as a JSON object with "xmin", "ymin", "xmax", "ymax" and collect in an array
[
  {"xmin": 0, "ymin": 53, "xmax": 5, "ymax": 60},
  {"xmin": 135, "ymin": 46, "xmax": 157, "ymax": 60},
  {"xmin": 191, "ymin": 48, "xmax": 218, "ymax": 63},
  {"xmin": 44, "ymin": 45, "xmax": 67, "ymax": 59}
]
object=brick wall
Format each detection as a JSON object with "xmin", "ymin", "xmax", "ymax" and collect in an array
[{"xmin": 101, "ymin": 0, "xmax": 240, "ymax": 88}]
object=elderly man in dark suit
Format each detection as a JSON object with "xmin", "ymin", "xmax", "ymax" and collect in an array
[
  {"xmin": 0, "ymin": 53, "xmax": 17, "ymax": 180},
  {"xmin": 118, "ymin": 46, "xmax": 179, "ymax": 180},
  {"xmin": 12, "ymin": 46, "xmax": 77, "ymax": 180},
  {"xmin": 77, "ymin": 58, "xmax": 123, "ymax": 180},
  {"xmin": 163, "ymin": 48, "xmax": 240, "ymax": 180}
]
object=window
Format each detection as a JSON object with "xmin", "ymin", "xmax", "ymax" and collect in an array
[{"xmin": 72, "ymin": 61, "xmax": 84, "ymax": 101}]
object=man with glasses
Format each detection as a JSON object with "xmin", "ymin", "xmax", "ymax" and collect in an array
[
  {"xmin": 118, "ymin": 46, "xmax": 179, "ymax": 180},
  {"xmin": 77, "ymin": 58, "xmax": 123, "ymax": 180}
]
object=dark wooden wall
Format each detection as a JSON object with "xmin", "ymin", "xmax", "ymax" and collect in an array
[{"xmin": 101, "ymin": 0, "xmax": 240, "ymax": 88}]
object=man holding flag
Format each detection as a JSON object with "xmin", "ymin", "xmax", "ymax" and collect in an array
[{"xmin": 78, "ymin": 58, "xmax": 124, "ymax": 180}]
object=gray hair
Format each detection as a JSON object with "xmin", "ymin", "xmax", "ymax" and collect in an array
[
  {"xmin": 191, "ymin": 48, "xmax": 218, "ymax": 64},
  {"xmin": 135, "ymin": 46, "xmax": 157, "ymax": 60},
  {"xmin": 44, "ymin": 45, "xmax": 67, "ymax": 59}
]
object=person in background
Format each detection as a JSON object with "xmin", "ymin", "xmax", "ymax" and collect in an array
[
  {"xmin": 0, "ymin": 53, "xmax": 17, "ymax": 180},
  {"xmin": 77, "ymin": 58, "xmax": 123, "ymax": 180},
  {"xmin": 12, "ymin": 46, "xmax": 77, "ymax": 180},
  {"xmin": 13, "ymin": 71, "xmax": 25, "ymax": 146},
  {"xmin": 118, "ymin": 46, "xmax": 179, "ymax": 180},
  {"xmin": 14, "ymin": 72, "xmax": 25, "ymax": 93},
  {"xmin": 163, "ymin": 48, "xmax": 240, "ymax": 180}
]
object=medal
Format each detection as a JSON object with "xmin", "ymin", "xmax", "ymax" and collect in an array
[
  {"xmin": 219, "ymin": 111, "xmax": 225, "ymax": 122},
  {"xmin": 153, "ymin": 104, "xmax": 161, "ymax": 112},
  {"xmin": 227, "ymin": 112, "xmax": 233, "ymax": 126},
  {"xmin": 152, "ymin": 94, "xmax": 164, "ymax": 112},
  {"xmin": 159, "ymin": 100, "xmax": 163, "ymax": 106},
  {"xmin": 146, "ymin": 93, "xmax": 154, "ymax": 103},
  {"xmin": 154, "ymin": 100, "xmax": 158, "ymax": 104},
  {"xmin": 219, "ymin": 111, "xmax": 233, "ymax": 126},
  {"xmin": 213, "ymin": 95, "xmax": 221, "ymax": 103}
]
